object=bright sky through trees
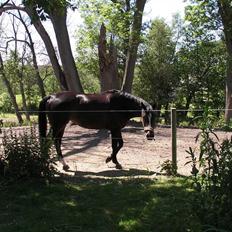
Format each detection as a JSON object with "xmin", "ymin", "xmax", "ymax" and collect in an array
[
  {"xmin": 0, "ymin": 0, "xmax": 186, "ymax": 61},
  {"xmin": 66, "ymin": 0, "xmax": 186, "ymax": 53},
  {"xmin": 144, "ymin": 0, "xmax": 186, "ymax": 22}
]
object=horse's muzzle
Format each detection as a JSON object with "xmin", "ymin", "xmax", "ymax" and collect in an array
[{"xmin": 145, "ymin": 130, "xmax": 155, "ymax": 140}]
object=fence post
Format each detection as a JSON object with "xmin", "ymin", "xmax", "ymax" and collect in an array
[{"xmin": 171, "ymin": 108, "xmax": 177, "ymax": 174}]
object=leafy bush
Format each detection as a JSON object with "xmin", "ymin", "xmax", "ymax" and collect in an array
[
  {"xmin": 0, "ymin": 93, "xmax": 14, "ymax": 113},
  {"xmin": 160, "ymin": 159, "xmax": 177, "ymax": 176},
  {"xmin": 1, "ymin": 126, "xmax": 56, "ymax": 179},
  {"xmin": 186, "ymin": 110, "xmax": 232, "ymax": 230}
]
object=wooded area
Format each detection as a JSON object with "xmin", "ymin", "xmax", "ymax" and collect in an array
[
  {"xmin": 1, "ymin": 2, "xmax": 232, "ymax": 230},
  {"xmin": 0, "ymin": 0, "xmax": 231, "ymax": 126}
]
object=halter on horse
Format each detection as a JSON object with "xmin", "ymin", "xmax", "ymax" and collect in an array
[{"xmin": 38, "ymin": 90, "xmax": 155, "ymax": 170}]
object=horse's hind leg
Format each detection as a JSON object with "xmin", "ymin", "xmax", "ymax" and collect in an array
[
  {"xmin": 52, "ymin": 124, "xmax": 69, "ymax": 171},
  {"xmin": 106, "ymin": 129, "xmax": 123, "ymax": 169}
]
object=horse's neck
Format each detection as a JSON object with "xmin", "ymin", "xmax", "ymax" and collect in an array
[{"xmin": 127, "ymin": 98, "xmax": 142, "ymax": 118}]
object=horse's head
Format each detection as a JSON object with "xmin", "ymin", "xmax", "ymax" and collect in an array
[{"xmin": 141, "ymin": 103, "xmax": 155, "ymax": 140}]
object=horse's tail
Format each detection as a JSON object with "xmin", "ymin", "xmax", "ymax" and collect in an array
[{"xmin": 38, "ymin": 95, "xmax": 51, "ymax": 138}]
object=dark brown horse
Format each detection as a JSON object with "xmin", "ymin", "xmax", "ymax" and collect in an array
[{"xmin": 38, "ymin": 90, "xmax": 155, "ymax": 170}]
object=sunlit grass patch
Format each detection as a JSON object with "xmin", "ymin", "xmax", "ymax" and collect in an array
[
  {"xmin": 0, "ymin": 177, "xmax": 202, "ymax": 232},
  {"xmin": 119, "ymin": 219, "xmax": 141, "ymax": 231}
]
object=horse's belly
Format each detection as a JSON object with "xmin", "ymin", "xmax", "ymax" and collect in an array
[
  {"xmin": 74, "ymin": 121, "xmax": 106, "ymax": 129},
  {"xmin": 70, "ymin": 113, "xmax": 127, "ymax": 130},
  {"xmin": 71, "ymin": 115, "xmax": 108, "ymax": 129}
]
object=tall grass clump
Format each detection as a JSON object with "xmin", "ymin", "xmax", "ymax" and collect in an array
[
  {"xmin": 0, "ymin": 126, "xmax": 56, "ymax": 179},
  {"xmin": 186, "ymin": 109, "xmax": 232, "ymax": 230}
]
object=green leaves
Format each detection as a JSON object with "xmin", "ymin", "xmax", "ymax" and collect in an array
[
  {"xmin": 23, "ymin": 0, "xmax": 76, "ymax": 19},
  {"xmin": 78, "ymin": 0, "xmax": 133, "ymax": 45},
  {"xmin": 134, "ymin": 18, "xmax": 178, "ymax": 107},
  {"xmin": 2, "ymin": 126, "xmax": 56, "ymax": 179},
  {"xmin": 186, "ymin": 115, "xmax": 232, "ymax": 228},
  {"xmin": 185, "ymin": 0, "xmax": 222, "ymax": 37},
  {"xmin": 75, "ymin": 0, "xmax": 138, "ymax": 91}
]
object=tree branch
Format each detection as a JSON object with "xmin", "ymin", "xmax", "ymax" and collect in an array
[
  {"xmin": 0, "ymin": 3, "xmax": 26, "ymax": 16},
  {"xmin": 0, "ymin": 0, "xmax": 10, "ymax": 8},
  {"xmin": 0, "ymin": 53, "xmax": 4, "ymax": 72}
]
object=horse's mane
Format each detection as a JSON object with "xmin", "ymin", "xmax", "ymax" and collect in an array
[{"xmin": 105, "ymin": 89, "xmax": 152, "ymax": 110}]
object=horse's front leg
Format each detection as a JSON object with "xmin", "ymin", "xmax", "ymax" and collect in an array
[{"xmin": 106, "ymin": 129, "xmax": 123, "ymax": 169}]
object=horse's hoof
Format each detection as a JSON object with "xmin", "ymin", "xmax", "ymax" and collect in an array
[
  {"xmin": 63, "ymin": 164, "xmax": 70, "ymax": 171},
  {"xmin": 115, "ymin": 163, "xmax": 122, "ymax": 169},
  {"xmin": 105, "ymin": 156, "xmax": 112, "ymax": 163}
]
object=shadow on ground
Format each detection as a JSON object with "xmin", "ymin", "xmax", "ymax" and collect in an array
[
  {"xmin": 62, "ymin": 129, "xmax": 109, "ymax": 158},
  {"xmin": 73, "ymin": 168, "xmax": 156, "ymax": 178},
  {"xmin": 0, "ymin": 175, "xmax": 202, "ymax": 232}
]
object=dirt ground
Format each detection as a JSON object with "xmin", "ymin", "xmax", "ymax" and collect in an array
[
  {"xmin": 1, "ymin": 123, "xmax": 232, "ymax": 178},
  {"xmin": 55, "ymin": 124, "xmax": 232, "ymax": 177}
]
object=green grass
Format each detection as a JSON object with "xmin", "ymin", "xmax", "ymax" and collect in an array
[
  {"xmin": 0, "ymin": 177, "xmax": 202, "ymax": 232},
  {"xmin": 0, "ymin": 113, "xmax": 37, "ymax": 120},
  {"xmin": 0, "ymin": 113, "xmax": 37, "ymax": 127}
]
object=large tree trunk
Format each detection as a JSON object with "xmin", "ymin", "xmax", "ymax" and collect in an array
[
  {"xmin": 225, "ymin": 57, "xmax": 232, "ymax": 122},
  {"xmin": 98, "ymin": 24, "xmax": 119, "ymax": 92},
  {"xmin": 0, "ymin": 54, "xmax": 23, "ymax": 125},
  {"xmin": 218, "ymin": 0, "xmax": 232, "ymax": 123},
  {"xmin": 122, "ymin": 0, "xmax": 131, "ymax": 76},
  {"xmin": 121, "ymin": 0, "xmax": 147, "ymax": 93},
  {"xmin": 50, "ymin": 9, "xmax": 84, "ymax": 93},
  {"xmin": 25, "ymin": 7, "xmax": 69, "ymax": 91}
]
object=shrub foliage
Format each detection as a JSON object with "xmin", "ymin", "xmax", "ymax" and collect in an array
[
  {"xmin": 0, "ymin": 126, "xmax": 56, "ymax": 179},
  {"xmin": 186, "ymin": 112, "xmax": 232, "ymax": 230}
]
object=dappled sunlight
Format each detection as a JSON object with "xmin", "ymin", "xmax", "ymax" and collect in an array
[{"xmin": 0, "ymin": 177, "xmax": 201, "ymax": 232}]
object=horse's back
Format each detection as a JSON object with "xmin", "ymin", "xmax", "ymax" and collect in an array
[
  {"xmin": 71, "ymin": 92, "xmax": 128, "ymax": 129},
  {"xmin": 46, "ymin": 91, "xmax": 131, "ymax": 130}
]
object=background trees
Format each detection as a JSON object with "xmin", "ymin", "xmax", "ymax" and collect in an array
[
  {"xmin": 134, "ymin": 18, "xmax": 177, "ymax": 116},
  {"xmin": 76, "ymin": 0, "xmax": 147, "ymax": 92},
  {"xmin": 0, "ymin": 0, "xmax": 83, "ymax": 92},
  {"xmin": 0, "ymin": 0, "xmax": 231, "ymax": 125},
  {"xmin": 185, "ymin": 0, "xmax": 232, "ymax": 122}
]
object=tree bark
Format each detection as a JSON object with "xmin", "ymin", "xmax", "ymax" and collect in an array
[
  {"xmin": 50, "ymin": 9, "xmax": 84, "ymax": 93},
  {"xmin": 18, "ymin": 54, "xmax": 30, "ymax": 122},
  {"xmin": 218, "ymin": 0, "xmax": 232, "ymax": 123},
  {"xmin": 98, "ymin": 24, "xmax": 119, "ymax": 92},
  {"xmin": 19, "ymin": 75, "xmax": 30, "ymax": 121},
  {"xmin": 225, "ymin": 56, "xmax": 232, "ymax": 122},
  {"xmin": 25, "ymin": 7, "xmax": 69, "ymax": 91},
  {"xmin": 0, "ymin": 54, "xmax": 23, "ymax": 125},
  {"xmin": 17, "ymin": 10, "xmax": 46, "ymax": 98},
  {"xmin": 121, "ymin": 0, "xmax": 147, "ymax": 93},
  {"xmin": 16, "ymin": 43, "xmax": 30, "ymax": 121}
]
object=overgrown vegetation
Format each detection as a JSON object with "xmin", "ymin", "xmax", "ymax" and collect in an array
[
  {"xmin": 186, "ymin": 110, "xmax": 232, "ymax": 230},
  {"xmin": 160, "ymin": 159, "xmax": 178, "ymax": 176},
  {"xmin": 0, "ymin": 126, "xmax": 56, "ymax": 179}
]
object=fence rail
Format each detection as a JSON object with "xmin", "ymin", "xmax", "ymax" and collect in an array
[
  {"xmin": 0, "ymin": 108, "xmax": 231, "ymax": 114},
  {"xmin": 0, "ymin": 108, "xmax": 232, "ymax": 174}
]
